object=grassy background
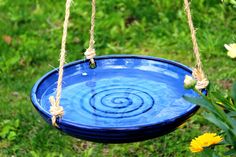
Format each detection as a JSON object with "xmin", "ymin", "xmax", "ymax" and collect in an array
[{"xmin": 0, "ymin": 0, "xmax": 236, "ymax": 156}]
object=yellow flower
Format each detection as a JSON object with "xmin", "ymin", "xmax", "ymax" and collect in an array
[
  {"xmin": 190, "ymin": 133, "xmax": 223, "ymax": 153},
  {"xmin": 224, "ymin": 43, "xmax": 236, "ymax": 58}
]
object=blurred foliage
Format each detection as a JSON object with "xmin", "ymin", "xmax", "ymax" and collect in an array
[{"xmin": 222, "ymin": 0, "xmax": 236, "ymax": 6}]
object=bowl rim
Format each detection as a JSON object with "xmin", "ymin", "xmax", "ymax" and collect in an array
[{"xmin": 30, "ymin": 54, "xmax": 199, "ymax": 131}]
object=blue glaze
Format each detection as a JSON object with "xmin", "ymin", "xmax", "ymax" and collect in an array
[{"xmin": 31, "ymin": 55, "xmax": 200, "ymax": 143}]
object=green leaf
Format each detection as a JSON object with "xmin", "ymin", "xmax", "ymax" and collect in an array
[
  {"xmin": 213, "ymin": 153, "xmax": 220, "ymax": 157},
  {"xmin": 224, "ymin": 149, "xmax": 236, "ymax": 156},
  {"xmin": 84, "ymin": 147, "xmax": 94, "ymax": 157},
  {"xmin": 232, "ymin": 82, "xmax": 236, "ymax": 104},
  {"xmin": 224, "ymin": 131, "xmax": 236, "ymax": 146},
  {"xmin": 212, "ymin": 91, "xmax": 236, "ymax": 111},
  {"xmin": 185, "ymin": 95, "xmax": 232, "ymax": 125},
  {"xmin": 7, "ymin": 131, "xmax": 16, "ymax": 141},
  {"xmin": 30, "ymin": 151, "xmax": 40, "ymax": 157},
  {"xmin": 183, "ymin": 96, "xmax": 217, "ymax": 114},
  {"xmin": 200, "ymin": 147, "xmax": 215, "ymax": 157},
  {"xmin": 0, "ymin": 125, "xmax": 12, "ymax": 138},
  {"xmin": 225, "ymin": 114, "xmax": 236, "ymax": 129},
  {"xmin": 14, "ymin": 119, "xmax": 20, "ymax": 128},
  {"xmin": 87, "ymin": 147, "xmax": 93, "ymax": 157},
  {"xmin": 204, "ymin": 112, "xmax": 229, "ymax": 132}
]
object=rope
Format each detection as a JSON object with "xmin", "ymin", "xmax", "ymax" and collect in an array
[
  {"xmin": 184, "ymin": 0, "xmax": 209, "ymax": 90},
  {"xmin": 84, "ymin": 0, "xmax": 96, "ymax": 64},
  {"xmin": 49, "ymin": 0, "xmax": 72, "ymax": 127}
]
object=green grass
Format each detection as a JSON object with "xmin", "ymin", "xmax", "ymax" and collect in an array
[{"xmin": 0, "ymin": 0, "xmax": 235, "ymax": 156}]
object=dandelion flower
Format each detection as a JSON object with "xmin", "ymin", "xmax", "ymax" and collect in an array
[
  {"xmin": 224, "ymin": 43, "xmax": 236, "ymax": 58},
  {"xmin": 190, "ymin": 133, "xmax": 223, "ymax": 153}
]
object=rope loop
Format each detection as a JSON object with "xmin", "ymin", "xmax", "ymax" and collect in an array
[
  {"xmin": 184, "ymin": 0, "xmax": 209, "ymax": 90},
  {"xmin": 49, "ymin": 96, "xmax": 64, "ymax": 127},
  {"xmin": 85, "ymin": 0, "xmax": 96, "ymax": 64},
  {"xmin": 49, "ymin": 0, "xmax": 72, "ymax": 127},
  {"xmin": 84, "ymin": 48, "xmax": 96, "ymax": 60},
  {"xmin": 192, "ymin": 68, "xmax": 209, "ymax": 90}
]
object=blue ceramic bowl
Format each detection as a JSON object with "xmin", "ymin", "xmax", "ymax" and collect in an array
[{"xmin": 31, "ymin": 55, "xmax": 199, "ymax": 143}]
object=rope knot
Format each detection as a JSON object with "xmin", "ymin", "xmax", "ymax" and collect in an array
[
  {"xmin": 192, "ymin": 68, "xmax": 209, "ymax": 90},
  {"xmin": 49, "ymin": 96, "xmax": 64, "ymax": 127},
  {"xmin": 84, "ymin": 48, "xmax": 96, "ymax": 60}
]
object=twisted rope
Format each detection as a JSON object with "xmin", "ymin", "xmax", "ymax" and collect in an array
[
  {"xmin": 49, "ymin": 0, "xmax": 72, "ymax": 127},
  {"xmin": 184, "ymin": 0, "xmax": 209, "ymax": 90},
  {"xmin": 84, "ymin": 0, "xmax": 96, "ymax": 64}
]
